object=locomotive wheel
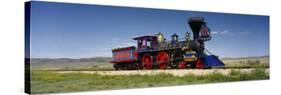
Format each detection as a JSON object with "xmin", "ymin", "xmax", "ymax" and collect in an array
[
  {"xmin": 171, "ymin": 53, "xmax": 184, "ymax": 69},
  {"xmin": 178, "ymin": 61, "xmax": 187, "ymax": 69},
  {"xmin": 170, "ymin": 63, "xmax": 178, "ymax": 69},
  {"xmin": 141, "ymin": 54, "xmax": 153, "ymax": 69},
  {"xmin": 190, "ymin": 62, "xmax": 196, "ymax": 68},
  {"xmin": 195, "ymin": 59, "xmax": 205, "ymax": 69},
  {"xmin": 156, "ymin": 52, "xmax": 169, "ymax": 69}
]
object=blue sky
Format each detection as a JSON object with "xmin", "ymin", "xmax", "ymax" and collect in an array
[{"xmin": 30, "ymin": 1, "xmax": 269, "ymax": 58}]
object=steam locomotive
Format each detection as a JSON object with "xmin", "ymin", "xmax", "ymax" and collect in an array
[{"xmin": 110, "ymin": 17, "xmax": 225, "ymax": 70}]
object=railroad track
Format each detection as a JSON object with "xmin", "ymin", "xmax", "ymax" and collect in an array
[
  {"xmin": 52, "ymin": 66, "xmax": 269, "ymax": 72},
  {"xmin": 211, "ymin": 66, "xmax": 269, "ymax": 69}
]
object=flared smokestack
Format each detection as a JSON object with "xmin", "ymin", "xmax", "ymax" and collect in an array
[{"xmin": 188, "ymin": 17, "xmax": 205, "ymax": 40}]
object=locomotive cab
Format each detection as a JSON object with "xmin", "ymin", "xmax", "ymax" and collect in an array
[{"xmin": 133, "ymin": 36, "xmax": 158, "ymax": 51}]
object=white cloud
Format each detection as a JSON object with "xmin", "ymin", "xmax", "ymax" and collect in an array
[
  {"xmin": 211, "ymin": 30, "xmax": 232, "ymax": 35},
  {"xmin": 211, "ymin": 31, "xmax": 219, "ymax": 34},
  {"xmin": 220, "ymin": 30, "xmax": 233, "ymax": 35},
  {"xmin": 211, "ymin": 30, "xmax": 252, "ymax": 36}
]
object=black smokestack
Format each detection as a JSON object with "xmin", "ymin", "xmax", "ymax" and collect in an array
[{"xmin": 188, "ymin": 17, "xmax": 205, "ymax": 40}]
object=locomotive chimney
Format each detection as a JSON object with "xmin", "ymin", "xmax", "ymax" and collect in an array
[{"xmin": 188, "ymin": 17, "xmax": 205, "ymax": 40}]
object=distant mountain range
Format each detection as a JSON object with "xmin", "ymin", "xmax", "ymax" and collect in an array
[
  {"xmin": 30, "ymin": 57, "xmax": 112, "ymax": 70},
  {"xmin": 220, "ymin": 55, "xmax": 269, "ymax": 60},
  {"xmin": 31, "ymin": 57, "xmax": 112, "ymax": 64}
]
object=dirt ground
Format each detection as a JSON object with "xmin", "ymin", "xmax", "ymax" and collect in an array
[{"xmin": 58, "ymin": 68, "xmax": 269, "ymax": 77}]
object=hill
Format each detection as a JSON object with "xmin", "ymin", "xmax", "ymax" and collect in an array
[{"xmin": 30, "ymin": 57, "xmax": 113, "ymax": 70}]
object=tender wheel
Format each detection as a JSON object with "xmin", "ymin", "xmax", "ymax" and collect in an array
[
  {"xmin": 129, "ymin": 63, "xmax": 139, "ymax": 70},
  {"xmin": 113, "ymin": 63, "xmax": 121, "ymax": 70},
  {"xmin": 141, "ymin": 54, "xmax": 153, "ymax": 69},
  {"xmin": 135, "ymin": 63, "xmax": 142, "ymax": 70},
  {"xmin": 156, "ymin": 52, "xmax": 169, "ymax": 69},
  {"xmin": 127, "ymin": 63, "xmax": 133, "ymax": 70}
]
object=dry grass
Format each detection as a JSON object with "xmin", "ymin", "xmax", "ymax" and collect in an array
[
  {"xmin": 58, "ymin": 68, "xmax": 269, "ymax": 77},
  {"xmin": 31, "ymin": 68, "xmax": 269, "ymax": 94}
]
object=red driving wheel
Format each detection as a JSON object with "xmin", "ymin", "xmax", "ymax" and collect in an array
[
  {"xmin": 141, "ymin": 54, "xmax": 153, "ymax": 69},
  {"xmin": 195, "ymin": 59, "xmax": 205, "ymax": 69},
  {"xmin": 156, "ymin": 52, "xmax": 169, "ymax": 69},
  {"xmin": 178, "ymin": 61, "xmax": 187, "ymax": 69}
]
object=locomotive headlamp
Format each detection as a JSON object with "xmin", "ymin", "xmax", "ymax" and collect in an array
[
  {"xmin": 171, "ymin": 33, "xmax": 179, "ymax": 42},
  {"xmin": 185, "ymin": 32, "xmax": 190, "ymax": 40}
]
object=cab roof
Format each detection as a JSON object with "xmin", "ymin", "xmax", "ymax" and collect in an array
[{"xmin": 132, "ymin": 35, "xmax": 157, "ymax": 40}]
